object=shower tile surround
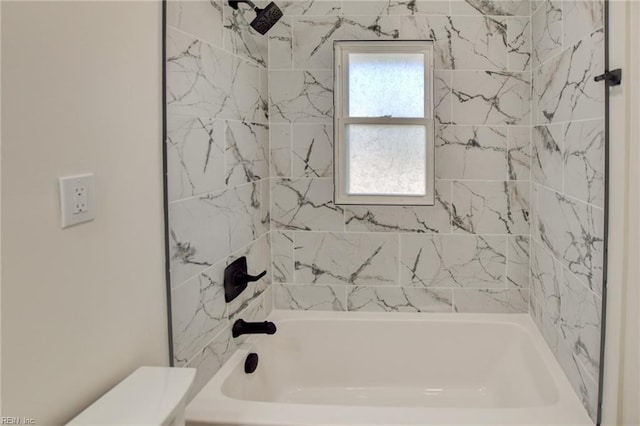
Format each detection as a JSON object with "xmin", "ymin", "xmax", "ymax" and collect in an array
[{"xmin": 165, "ymin": 0, "xmax": 605, "ymax": 421}]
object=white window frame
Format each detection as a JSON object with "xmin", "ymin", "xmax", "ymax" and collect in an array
[{"xmin": 333, "ymin": 40, "xmax": 435, "ymax": 206}]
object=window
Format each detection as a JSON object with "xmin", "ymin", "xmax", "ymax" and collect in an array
[{"xmin": 333, "ymin": 40, "xmax": 435, "ymax": 205}]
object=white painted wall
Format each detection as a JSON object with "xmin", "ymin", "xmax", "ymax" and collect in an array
[
  {"xmin": 1, "ymin": 1, "xmax": 168, "ymax": 424},
  {"xmin": 603, "ymin": 1, "xmax": 640, "ymax": 424}
]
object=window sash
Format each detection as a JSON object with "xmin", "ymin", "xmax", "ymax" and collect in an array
[{"xmin": 334, "ymin": 40, "xmax": 435, "ymax": 206}]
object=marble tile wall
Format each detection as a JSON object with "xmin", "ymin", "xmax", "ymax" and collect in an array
[
  {"xmin": 529, "ymin": 0, "xmax": 605, "ymax": 421},
  {"xmin": 268, "ymin": 0, "xmax": 533, "ymax": 316},
  {"xmin": 166, "ymin": 0, "xmax": 274, "ymax": 399}
]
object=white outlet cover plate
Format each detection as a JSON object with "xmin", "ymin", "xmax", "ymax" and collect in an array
[{"xmin": 59, "ymin": 173, "xmax": 95, "ymax": 228}]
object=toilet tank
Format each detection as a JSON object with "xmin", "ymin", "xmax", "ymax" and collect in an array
[{"xmin": 67, "ymin": 367, "xmax": 196, "ymax": 426}]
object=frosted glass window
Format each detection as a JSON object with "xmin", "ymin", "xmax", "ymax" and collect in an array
[
  {"xmin": 347, "ymin": 125, "xmax": 426, "ymax": 195},
  {"xmin": 334, "ymin": 40, "xmax": 434, "ymax": 205},
  {"xmin": 348, "ymin": 53, "xmax": 424, "ymax": 118}
]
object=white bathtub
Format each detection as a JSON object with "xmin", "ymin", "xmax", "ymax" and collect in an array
[{"xmin": 186, "ymin": 310, "xmax": 592, "ymax": 426}]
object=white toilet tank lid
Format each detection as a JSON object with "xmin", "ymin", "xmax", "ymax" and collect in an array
[{"xmin": 67, "ymin": 366, "xmax": 196, "ymax": 425}]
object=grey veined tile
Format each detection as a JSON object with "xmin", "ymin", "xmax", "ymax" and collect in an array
[
  {"xmin": 270, "ymin": 124, "xmax": 292, "ymax": 177},
  {"xmin": 270, "ymin": 70, "xmax": 333, "ymax": 124},
  {"xmin": 532, "ymin": 123, "xmax": 564, "ymax": 191},
  {"xmin": 223, "ymin": 2, "xmax": 268, "ymax": 67},
  {"xmin": 166, "ymin": 116, "xmax": 225, "ymax": 202},
  {"xmin": 271, "ymin": 178, "xmax": 344, "ymax": 231},
  {"xmin": 450, "ymin": 0, "xmax": 531, "ymax": 17},
  {"xmin": 531, "ymin": 0, "xmax": 562, "ymax": 68},
  {"xmin": 436, "ymin": 125, "xmax": 508, "ymax": 180},
  {"xmin": 507, "ymin": 16, "xmax": 531, "ymax": 71},
  {"xmin": 167, "ymin": 0, "xmax": 224, "ymax": 48},
  {"xmin": 348, "ymin": 286, "xmax": 453, "ymax": 313},
  {"xmin": 166, "ymin": 28, "xmax": 262, "ymax": 122},
  {"xmin": 537, "ymin": 187, "xmax": 604, "ymax": 295},
  {"xmin": 534, "ymin": 29, "xmax": 604, "ymax": 124},
  {"xmin": 225, "ymin": 121, "xmax": 269, "ymax": 186},
  {"xmin": 563, "ymin": 0, "xmax": 603, "ymax": 49},
  {"xmin": 507, "ymin": 126, "xmax": 531, "ymax": 181},
  {"xmin": 169, "ymin": 183, "xmax": 262, "ymax": 286},
  {"xmin": 563, "ymin": 119, "xmax": 605, "ymax": 207},
  {"xmin": 453, "ymin": 288, "xmax": 528, "ymax": 313},
  {"xmin": 275, "ymin": 284, "xmax": 347, "ymax": 311},
  {"xmin": 400, "ymin": 234, "xmax": 507, "ymax": 288},
  {"xmin": 171, "ymin": 261, "xmax": 228, "ymax": 366},
  {"xmin": 344, "ymin": 180, "xmax": 452, "ymax": 233},
  {"xmin": 292, "ymin": 124, "xmax": 333, "ymax": 177},
  {"xmin": 452, "ymin": 181, "xmax": 530, "ymax": 235},
  {"xmin": 451, "ymin": 71, "xmax": 530, "ymax": 125},
  {"xmin": 507, "ymin": 235, "xmax": 529, "ymax": 289},
  {"xmin": 530, "ymin": 239, "xmax": 562, "ymax": 324},
  {"xmin": 560, "ymin": 269, "xmax": 602, "ymax": 380},
  {"xmin": 294, "ymin": 232, "xmax": 399, "ymax": 286},
  {"xmin": 271, "ymin": 230, "xmax": 294, "ymax": 283}
]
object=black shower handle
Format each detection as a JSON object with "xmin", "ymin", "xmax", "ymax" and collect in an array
[{"xmin": 234, "ymin": 270, "xmax": 266, "ymax": 284}]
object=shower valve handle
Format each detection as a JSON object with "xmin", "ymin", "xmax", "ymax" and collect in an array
[{"xmin": 234, "ymin": 270, "xmax": 267, "ymax": 283}]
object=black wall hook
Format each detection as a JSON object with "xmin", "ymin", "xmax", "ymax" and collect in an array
[
  {"xmin": 594, "ymin": 69, "xmax": 622, "ymax": 86},
  {"xmin": 224, "ymin": 256, "xmax": 267, "ymax": 303}
]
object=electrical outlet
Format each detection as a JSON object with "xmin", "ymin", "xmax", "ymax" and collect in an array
[{"xmin": 59, "ymin": 174, "xmax": 95, "ymax": 228}]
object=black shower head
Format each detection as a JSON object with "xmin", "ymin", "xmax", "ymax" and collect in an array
[{"xmin": 228, "ymin": 0, "xmax": 283, "ymax": 35}]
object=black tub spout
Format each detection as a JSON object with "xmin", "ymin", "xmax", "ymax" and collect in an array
[{"xmin": 232, "ymin": 319, "xmax": 277, "ymax": 338}]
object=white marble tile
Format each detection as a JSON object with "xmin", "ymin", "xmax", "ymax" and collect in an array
[
  {"xmin": 556, "ymin": 337, "xmax": 599, "ymax": 422},
  {"xmin": 537, "ymin": 187, "xmax": 604, "ymax": 295},
  {"xmin": 453, "ymin": 288, "xmax": 528, "ymax": 313},
  {"xmin": 276, "ymin": 0, "xmax": 342, "ymax": 16},
  {"xmin": 184, "ymin": 326, "xmax": 237, "ymax": 400},
  {"xmin": 530, "ymin": 182, "xmax": 539, "ymax": 241},
  {"xmin": 451, "ymin": 71, "xmax": 530, "ymax": 125},
  {"xmin": 400, "ymin": 16, "xmax": 508, "ymax": 70},
  {"xmin": 271, "ymin": 230, "xmax": 294, "ymax": 283},
  {"xmin": 167, "ymin": 29, "xmax": 262, "ymax": 122},
  {"xmin": 167, "ymin": 0, "xmax": 224, "ymax": 47},
  {"xmin": 434, "ymin": 70, "xmax": 453, "ymax": 124},
  {"xmin": 292, "ymin": 124, "xmax": 333, "ymax": 177},
  {"xmin": 275, "ymin": 283, "xmax": 347, "ymax": 310},
  {"xmin": 532, "ymin": 0, "xmax": 562, "ymax": 68},
  {"xmin": 436, "ymin": 125, "xmax": 508, "ymax": 180},
  {"xmin": 270, "ymin": 70, "xmax": 333, "ymax": 123},
  {"xmin": 292, "ymin": 16, "xmax": 343, "ymax": 70},
  {"xmin": 532, "ymin": 123, "xmax": 564, "ymax": 191},
  {"xmin": 563, "ymin": 119, "xmax": 605, "ymax": 207},
  {"xmin": 225, "ymin": 121, "xmax": 269, "ymax": 186},
  {"xmin": 507, "ymin": 17, "xmax": 531, "ymax": 71},
  {"xmin": 530, "ymin": 239, "xmax": 561, "ymax": 323},
  {"xmin": 343, "ymin": 0, "xmax": 449, "ymax": 16},
  {"xmin": 452, "ymin": 181, "xmax": 530, "ymax": 234},
  {"xmin": 530, "ymin": 295, "xmax": 559, "ymax": 353},
  {"xmin": 534, "ymin": 28, "xmax": 604, "ymax": 124},
  {"xmin": 563, "ymin": 0, "xmax": 603, "ymax": 49},
  {"xmin": 261, "ymin": 178, "xmax": 271, "ymax": 235},
  {"xmin": 172, "ymin": 261, "xmax": 228, "ymax": 365},
  {"xmin": 400, "ymin": 234, "xmax": 507, "ymax": 288},
  {"xmin": 270, "ymin": 124, "xmax": 292, "ymax": 177},
  {"xmin": 341, "ymin": 15, "xmax": 402, "ymax": 40},
  {"xmin": 345, "ymin": 180, "xmax": 452, "ymax": 233},
  {"xmin": 269, "ymin": 16, "xmax": 293, "ymax": 69},
  {"xmin": 169, "ymin": 183, "xmax": 261, "ymax": 286},
  {"xmin": 507, "ymin": 126, "xmax": 531, "ymax": 181},
  {"xmin": 450, "ymin": 0, "xmax": 530, "ymax": 16},
  {"xmin": 294, "ymin": 232, "xmax": 399, "ymax": 285},
  {"xmin": 560, "ymin": 270, "xmax": 602, "ymax": 381},
  {"xmin": 167, "ymin": 116, "xmax": 225, "ymax": 202},
  {"xmin": 223, "ymin": 3, "xmax": 269, "ymax": 67},
  {"xmin": 271, "ymin": 178, "xmax": 344, "ymax": 231},
  {"xmin": 348, "ymin": 286, "xmax": 453, "ymax": 312},
  {"xmin": 507, "ymin": 235, "xmax": 529, "ymax": 289}
]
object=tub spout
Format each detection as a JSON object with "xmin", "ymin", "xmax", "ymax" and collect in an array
[{"xmin": 232, "ymin": 319, "xmax": 277, "ymax": 338}]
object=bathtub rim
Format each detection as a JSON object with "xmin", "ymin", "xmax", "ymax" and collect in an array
[{"xmin": 186, "ymin": 310, "xmax": 593, "ymax": 426}]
